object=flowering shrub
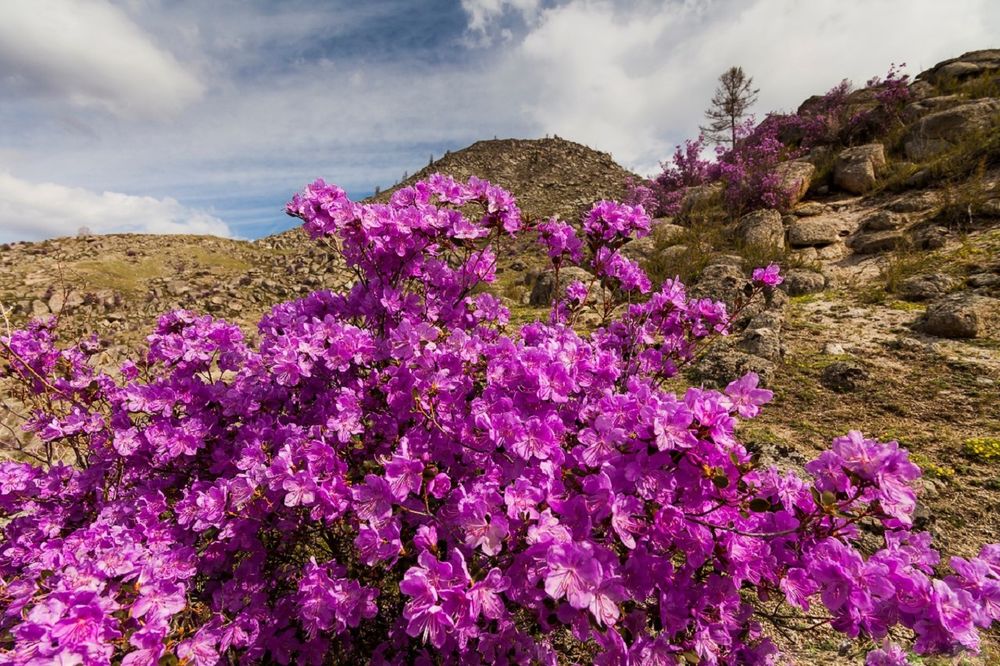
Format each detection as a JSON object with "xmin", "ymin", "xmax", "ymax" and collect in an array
[
  {"xmin": 2, "ymin": 175, "xmax": 1000, "ymax": 665},
  {"xmin": 714, "ymin": 117, "xmax": 801, "ymax": 216}
]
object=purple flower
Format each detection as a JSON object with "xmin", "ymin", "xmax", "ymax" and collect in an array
[
  {"xmin": 751, "ymin": 263, "xmax": 783, "ymax": 287},
  {"xmin": 544, "ymin": 542, "xmax": 603, "ymax": 609}
]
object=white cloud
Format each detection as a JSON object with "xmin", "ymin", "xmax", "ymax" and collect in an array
[
  {"xmin": 462, "ymin": 0, "xmax": 541, "ymax": 44},
  {"xmin": 505, "ymin": 0, "xmax": 1000, "ymax": 175},
  {"xmin": 0, "ymin": 172, "xmax": 231, "ymax": 242},
  {"xmin": 0, "ymin": 0, "xmax": 202, "ymax": 118}
]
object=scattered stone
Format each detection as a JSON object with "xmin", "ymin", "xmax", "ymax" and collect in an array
[
  {"xmin": 897, "ymin": 274, "xmax": 958, "ymax": 301},
  {"xmin": 903, "ymin": 99, "xmax": 1000, "ymax": 161},
  {"xmin": 31, "ymin": 300, "xmax": 49, "ymax": 317},
  {"xmin": 851, "ymin": 230, "xmax": 905, "ymax": 254},
  {"xmin": 861, "ymin": 210, "xmax": 908, "ymax": 232},
  {"xmin": 787, "ymin": 217, "xmax": 845, "ymax": 247},
  {"xmin": 919, "ymin": 292, "xmax": 1000, "ymax": 338},
  {"xmin": 737, "ymin": 209, "xmax": 785, "ymax": 251},
  {"xmin": 781, "ymin": 269, "xmax": 826, "ymax": 296},
  {"xmin": 833, "ymin": 144, "xmax": 886, "ymax": 194},
  {"xmin": 656, "ymin": 244, "xmax": 690, "ymax": 269},
  {"xmin": 823, "ymin": 342, "xmax": 846, "ymax": 355},
  {"xmin": 820, "ymin": 361, "xmax": 870, "ymax": 393}
]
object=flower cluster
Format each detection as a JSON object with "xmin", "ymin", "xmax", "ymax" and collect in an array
[{"xmin": 1, "ymin": 175, "xmax": 998, "ymax": 665}]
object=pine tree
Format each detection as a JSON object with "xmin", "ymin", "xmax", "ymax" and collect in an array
[{"xmin": 700, "ymin": 66, "xmax": 759, "ymax": 149}]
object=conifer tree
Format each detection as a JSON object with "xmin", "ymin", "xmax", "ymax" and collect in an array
[{"xmin": 701, "ymin": 66, "xmax": 759, "ymax": 149}]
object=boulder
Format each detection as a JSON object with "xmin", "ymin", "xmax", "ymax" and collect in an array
[
  {"xmin": 820, "ymin": 361, "xmax": 869, "ymax": 393},
  {"xmin": 919, "ymin": 292, "xmax": 999, "ymax": 338},
  {"xmin": 528, "ymin": 266, "xmax": 596, "ymax": 306},
  {"xmin": 737, "ymin": 209, "xmax": 784, "ymax": 251},
  {"xmin": 897, "ymin": 274, "xmax": 958, "ymax": 301},
  {"xmin": 787, "ymin": 217, "xmax": 845, "ymax": 247},
  {"xmin": 619, "ymin": 236, "xmax": 656, "ymax": 264},
  {"xmin": 655, "ymin": 244, "xmax": 690, "ymax": 269},
  {"xmin": 903, "ymin": 99, "xmax": 1000, "ymax": 161},
  {"xmin": 679, "ymin": 182, "xmax": 723, "ymax": 215},
  {"xmin": 774, "ymin": 160, "xmax": 816, "ymax": 206},
  {"xmin": 918, "ymin": 49, "xmax": 1000, "ymax": 83},
  {"xmin": 781, "ymin": 269, "xmax": 826, "ymax": 296},
  {"xmin": 691, "ymin": 344, "xmax": 776, "ymax": 389},
  {"xmin": 861, "ymin": 210, "xmax": 908, "ymax": 232},
  {"xmin": 738, "ymin": 327, "xmax": 782, "ymax": 361},
  {"xmin": 833, "ymin": 144, "xmax": 886, "ymax": 194},
  {"xmin": 851, "ymin": 230, "xmax": 905, "ymax": 254},
  {"xmin": 689, "ymin": 263, "xmax": 747, "ymax": 306},
  {"xmin": 654, "ymin": 222, "xmax": 687, "ymax": 245}
]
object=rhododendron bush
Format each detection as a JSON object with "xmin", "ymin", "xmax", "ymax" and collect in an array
[{"xmin": 3, "ymin": 175, "xmax": 1000, "ymax": 666}]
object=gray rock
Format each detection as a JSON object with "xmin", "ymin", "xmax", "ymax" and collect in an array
[
  {"xmin": 920, "ymin": 292, "xmax": 1000, "ymax": 338},
  {"xmin": 834, "ymin": 144, "xmax": 886, "ymax": 194},
  {"xmin": 820, "ymin": 361, "xmax": 869, "ymax": 393},
  {"xmin": 851, "ymin": 230, "xmax": 905, "ymax": 254},
  {"xmin": 689, "ymin": 263, "xmax": 747, "ymax": 305},
  {"xmin": 781, "ymin": 269, "xmax": 827, "ymax": 296},
  {"xmin": 619, "ymin": 236, "xmax": 656, "ymax": 263},
  {"xmin": 738, "ymin": 327, "xmax": 782, "ymax": 361},
  {"xmin": 691, "ymin": 344, "xmax": 776, "ymax": 388},
  {"xmin": 679, "ymin": 182, "xmax": 723, "ymax": 215},
  {"xmin": 774, "ymin": 160, "xmax": 816, "ymax": 206},
  {"xmin": 794, "ymin": 201, "xmax": 828, "ymax": 217},
  {"xmin": 861, "ymin": 210, "xmax": 908, "ymax": 232},
  {"xmin": 897, "ymin": 274, "xmax": 958, "ymax": 301},
  {"xmin": 654, "ymin": 222, "xmax": 687, "ymax": 245},
  {"xmin": 919, "ymin": 49, "xmax": 1000, "ymax": 84},
  {"xmin": 888, "ymin": 191, "xmax": 940, "ymax": 213},
  {"xmin": 31, "ymin": 299, "xmax": 50, "ymax": 317},
  {"xmin": 655, "ymin": 244, "xmax": 690, "ymax": 269},
  {"xmin": 913, "ymin": 226, "xmax": 951, "ymax": 250},
  {"xmin": 528, "ymin": 266, "xmax": 596, "ymax": 306},
  {"xmin": 737, "ymin": 209, "xmax": 784, "ymax": 251},
  {"xmin": 787, "ymin": 217, "xmax": 845, "ymax": 247},
  {"xmin": 903, "ymin": 99, "xmax": 1000, "ymax": 161}
]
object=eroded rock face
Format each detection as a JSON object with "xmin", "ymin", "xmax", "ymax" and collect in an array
[
  {"xmin": 903, "ymin": 99, "xmax": 1000, "ymax": 161},
  {"xmin": 919, "ymin": 292, "xmax": 1000, "ymax": 339},
  {"xmin": 833, "ymin": 144, "xmax": 886, "ymax": 194},
  {"xmin": 737, "ymin": 209, "xmax": 784, "ymax": 251}
]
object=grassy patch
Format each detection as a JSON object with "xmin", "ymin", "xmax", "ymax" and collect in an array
[{"xmin": 71, "ymin": 257, "xmax": 168, "ymax": 292}]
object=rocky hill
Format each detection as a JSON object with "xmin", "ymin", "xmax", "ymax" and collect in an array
[{"xmin": 2, "ymin": 48, "xmax": 1000, "ymax": 663}]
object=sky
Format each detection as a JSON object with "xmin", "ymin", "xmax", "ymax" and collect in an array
[{"xmin": 0, "ymin": 0, "xmax": 997, "ymax": 243}]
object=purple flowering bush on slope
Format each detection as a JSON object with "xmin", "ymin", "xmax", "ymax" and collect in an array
[{"xmin": 2, "ymin": 175, "xmax": 999, "ymax": 665}]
